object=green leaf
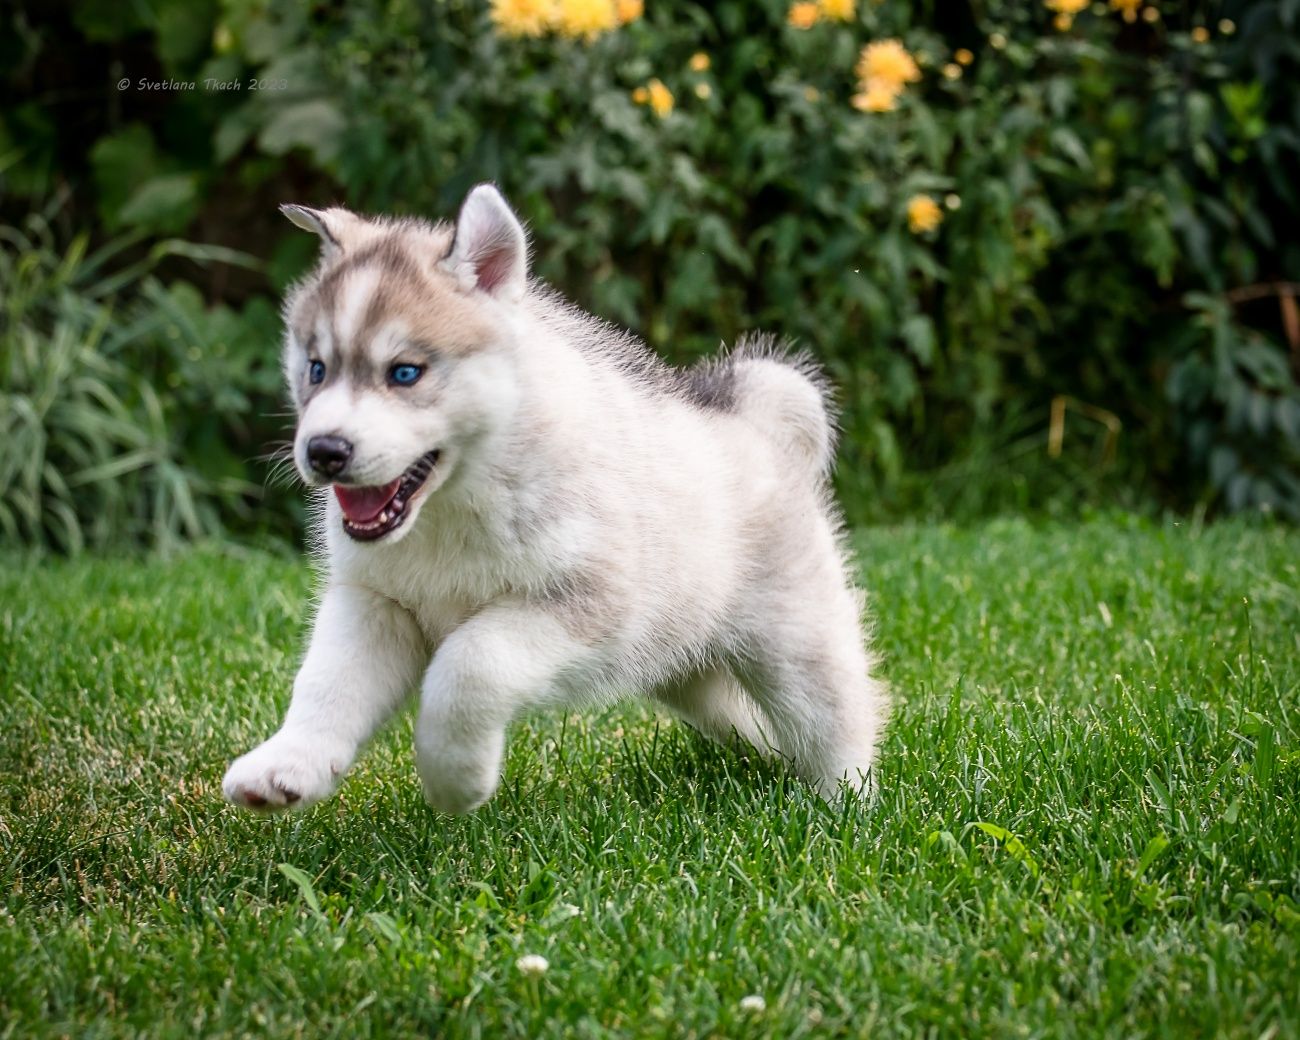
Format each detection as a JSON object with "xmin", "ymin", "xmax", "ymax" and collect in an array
[
  {"xmin": 1135, "ymin": 833, "xmax": 1170, "ymax": 879},
  {"xmin": 969, "ymin": 822, "xmax": 1040, "ymax": 877},
  {"xmin": 73, "ymin": 0, "xmax": 149, "ymax": 41},
  {"xmin": 156, "ymin": 0, "xmax": 218, "ymax": 71},
  {"xmin": 1144, "ymin": 768, "xmax": 1173, "ymax": 817},
  {"xmin": 117, "ymin": 174, "xmax": 200, "ymax": 235},
  {"xmin": 277, "ymin": 863, "xmax": 323, "ymax": 916},
  {"xmin": 91, "ymin": 126, "xmax": 161, "ymax": 228},
  {"xmin": 214, "ymin": 106, "xmax": 259, "ymax": 164},
  {"xmin": 900, "ymin": 314, "xmax": 935, "ymax": 367},
  {"xmin": 1050, "ymin": 127, "xmax": 1092, "ymax": 171},
  {"xmin": 258, "ymin": 100, "xmax": 346, "ymax": 165},
  {"xmin": 364, "ymin": 912, "xmax": 403, "ymax": 945}
]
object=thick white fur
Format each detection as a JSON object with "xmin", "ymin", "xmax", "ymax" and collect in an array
[{"xmin": 223, "ymin": 185, "xmax": 889, "ymax": 814}]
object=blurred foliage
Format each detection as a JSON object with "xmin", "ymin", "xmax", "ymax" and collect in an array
[
  {"xmin": 0, "ymin": 200, "xmax": 295, "ymax": 552},
  {"xmin": 2, "ymin": 0, "xmax": 1299, "ymax": 548}
]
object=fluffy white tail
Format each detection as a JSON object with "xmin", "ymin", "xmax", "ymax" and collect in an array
[{"xmin": 730, "ymin": 336, "xmax": 836, "ymax": 474}]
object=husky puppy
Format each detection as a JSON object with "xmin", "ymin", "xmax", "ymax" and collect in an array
[{"xmin": 222, "ymin": 185, "xmax": 889, "ymax": 814}]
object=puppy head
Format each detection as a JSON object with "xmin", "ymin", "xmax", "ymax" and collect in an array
[{"xmin": 279, "ymin": 185, "xmax": 529, "ymax": 543}]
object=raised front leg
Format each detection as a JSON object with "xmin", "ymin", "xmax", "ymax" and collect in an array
[
  {"xmin": 223, "ymin": 582, "xmax": 427, "ymax": 810},
  {"xmin": 415, "ymin": 604, "xmax": 589, "ymax": 814}
]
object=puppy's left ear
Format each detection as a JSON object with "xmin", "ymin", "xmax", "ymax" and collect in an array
[
  {"xmin": 442, "ymin": 184, "xmax": 528, "ymax": 301},
  {"xmin": 280, "ymin": 204, "xmax": 349, "ymax": 259}
]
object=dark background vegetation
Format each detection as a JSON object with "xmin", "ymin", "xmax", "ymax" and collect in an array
[{"xmin": 3, "ymin": 0, "xmax": 1299, "ymax": 551}]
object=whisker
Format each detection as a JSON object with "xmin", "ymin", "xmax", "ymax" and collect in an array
[
  {"xmin": 255, "ymin": 441, "xmax": 296, "ymax": 465},
  {"xmin": 263, "ymin": 456, "xmax": 303, "ymax": 489}
]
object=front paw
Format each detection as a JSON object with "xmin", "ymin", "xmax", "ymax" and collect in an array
[{"xmin": 222, "ymin": 732, "xmax": 350, "ymax": 811}]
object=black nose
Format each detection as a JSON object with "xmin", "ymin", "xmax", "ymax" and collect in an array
[{"xmin": 306, "ymin": 435, "xmax": 353, "ymax": 477}]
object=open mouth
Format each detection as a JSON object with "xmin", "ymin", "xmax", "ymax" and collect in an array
[{"xmin": 333, "ymin": 449, "xmax": 440, "ymax": 541}]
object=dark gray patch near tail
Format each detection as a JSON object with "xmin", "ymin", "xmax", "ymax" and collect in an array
[
  {"xmin": 525, "ymin": 284, "xmax": 830, "ymax": 423},
  {"xmin": 676, "ymin": 358, "xmax": 741, "ymax": 412}
]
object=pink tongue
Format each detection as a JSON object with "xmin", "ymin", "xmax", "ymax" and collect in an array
[{"xmin": 334, "ymin": 480, "xmax": 401, "ymax": 523}]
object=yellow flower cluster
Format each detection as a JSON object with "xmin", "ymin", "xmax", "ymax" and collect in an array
[
  {"xmin": 850, "ymin": 39, "xmax": 920, "ymax": 114},
  {"xmin": 687, "ymin": 52, "xmax": 711, "ymax": 99},
  {"xmin": 788, "ymin": 1, "xmax": 819, "ymax": 28},
  {"xmin": 632, "ymin": 78, "xmax": 673, "ymax": 117},
  {"xmin": 490, "ymin": 0, "xmax": 641, "ymax": 41},
  {"xmin": 786, "ymin": 0, "xmax": 857, "ymax": 29},
  {"xmin": 1104, "ymin": 0, "xmax": 1180, "ymax": 28},
  {"xmin": 1109, "ymin": 0, "xmax": 1140, "ymax": 22},
  {"xmin": 906, "ymin": 195, "xmax": 942, "ymax": 234},
  {"xmin": 490, "ymin": 0, "xmax": 553, "ymax": 36},
  {"xmin": 1045, "ymin": 0, "xmax": 1087, "ymax": 31}
]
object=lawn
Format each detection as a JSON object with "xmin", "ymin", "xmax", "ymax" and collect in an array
[{"xmin": 1, "ymin": 515, "xmax": 1297, "ymax": 1038}]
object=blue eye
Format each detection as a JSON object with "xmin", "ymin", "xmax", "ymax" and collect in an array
[
  {"xmin": 389, "ymin": 363, "xmax": 423, "ymax": 387},
  {"xmin": 308, "ymin": 360, "xmax": 326, "ymax": 385}
]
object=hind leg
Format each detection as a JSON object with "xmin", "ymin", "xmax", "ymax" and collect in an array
[
  {"xmin": 739, "ymin": 587, "xmax": 889, "ymax": 801},
  {"xmin": 652, "ymin": 666, "xmax": 772, "ymax": 751}
]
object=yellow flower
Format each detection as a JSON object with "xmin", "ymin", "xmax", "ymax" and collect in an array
[
  {"xmin": 1218, "ymin": 18, "xmax": 1235, "ymax": 34},
  {"xmin": 851, "ymin": 80, "xmax": 899, "ymax": 112},
  {"xmin": 942, "ymin": 62, "xmax": 962, "ymax": 79},
  {"xmin": 1044, "ymin": 0, "xmax": 1087, "ymax": 13},
  {"xmin": 856, "ymin": 40, "xmax": 921, "ymax": 90},
  {"xmin": 989, "ymin": 31, "xmax": 1008, "ymax": 49},
  {"xmin": 1053, "ymin": 12, "xmax": 1074, "ymax": 30},
  {"xmin": 1109, "ymin": 0, "xmax": 1140, "ymax": 22},
  {"xmin": 1141, "ymin": 5, "xmax": 1160, "ymax": 22},
  {"xmin": 804, "ymin": 85, "xmax": 821, "ymax": 102},
  {"xmin": 615, "ymin": 0, "xmax": 642, "ymax": 23},
  {"xmin": 689, "ymin": 52, "xmax": 710, "ymax": 72},
  {"xmin": 906, "ymin": 195, "xmax": 943, "ymax": 234},
  {"xmin": 554, "ymin": 0, "xmax": 616, "ymax": 39},
  {"xmin": 490, "ymin": 0, "xmax": 557, "ymax": 37},
  {"xmin": 954, "ymin": 47, "xmax": 974, "ymax": 65},
  {"xmin": 788, "ymin": 1, "xmax": 820, "ymax": 28},
  {"xmin": 1190, "ymin": 25, "xmax": 1209, "ymax": 42},
  {"xmin": 694, "ymin": 82, "xmax": 712, "ymax": 99},
  {"xmin": 637, "ymin": 77, "xmax": 673, "ymax": 117},
  {"xmin": 818, "ymin": 0, "xmax": 856, "ymax": 21}
]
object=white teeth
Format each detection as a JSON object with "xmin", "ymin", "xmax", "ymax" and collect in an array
[{"xmin": 340, "ymin": 449, "xmax": 439, "ymax": 540}]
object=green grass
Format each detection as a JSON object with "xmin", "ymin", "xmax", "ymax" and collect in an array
[{"xmin": 2, "ymin": 515, "xmax": 1298, "ymax": 1038}]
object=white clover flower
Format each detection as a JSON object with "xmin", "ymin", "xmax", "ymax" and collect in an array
[
  {"xmin": 516, "ymin": 954, "xmax": 549, "ymax": 977},
  {"xmin": 738, "ymin": 994, "xmax": 767, "ymax": 1014}
]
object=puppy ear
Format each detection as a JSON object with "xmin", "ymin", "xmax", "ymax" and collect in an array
[
  {"xmin": 442, "ymin": 184, "xmax": 528, "ymax": 301},
  {"xmin": 280, "ymin": 204, "xmax": 347, "ymax": 258}
]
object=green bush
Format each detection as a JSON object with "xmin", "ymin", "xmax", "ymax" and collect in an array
[
  {"xmin": 3, "ymin": 0, "xmax": 1298, "ymax": 539},
  {"xmin": 0, "ymin": 205, "xmax": 292, "ymax": 551}
]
